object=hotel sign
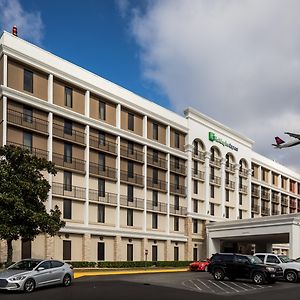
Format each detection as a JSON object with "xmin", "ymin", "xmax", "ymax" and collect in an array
[{"xmin": 208, "ymin": 132, "xmax": 238, "ymax": 152}]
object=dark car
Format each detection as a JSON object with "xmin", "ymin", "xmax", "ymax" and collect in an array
[{"xmin": 207, "ymin": 253, "xmax": 283, "ymax": 284}]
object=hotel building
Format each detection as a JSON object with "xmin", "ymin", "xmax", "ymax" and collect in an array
[{"xmin": 0, "ymin": 31, "xmax": 300, "ymax": 262}]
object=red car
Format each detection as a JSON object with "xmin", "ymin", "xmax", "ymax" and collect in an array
[{"xmin": 189, "ymin": 259, "xmax": 210, "ymax": 272}]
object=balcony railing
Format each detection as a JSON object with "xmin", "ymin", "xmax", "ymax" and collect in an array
[
  {"xmin": 6, "ymin": 141, "xmax": 48, "ymax": 159},
  {"xmin": 226, "ymin": 180, "xmax": 235, "ymax": 190},
  {"xmin": 210, "ymin": 175, "xmax": 221, "ymax": 186},
  {"xmin": 261, "ymin": 207, "xmax": 270, "ymax": 216},
  {"xmin": 170, "ymin": 161, "xmax": 186, "ymax": 175},
  {"xmin": 120, "ymin": 195, "xmax": 144, "ymax": 209},
  {"xmin": 261, "ymin": 191, "xmax": 270, "ymax": 200},
  {"xmin": 89, "ymin": 162, "xmax": 117, "ymax": 180},
  {"xmin": 147, "ymin": 178, "xmax": 167, "ymax": 192},
  {"xmin": 251, "ymin": 204, "xmax": 260, "ymax": 213},
  {"xmin": 120, "ymin": 170, "xmax": 144, "ymax": 186},
  {"xmin": 271, "ymin": 194, "xmax": 280, "ymax": 204},
  {"xmin": 52, "ymin": 153, "xmax": 85, "ymax": 172},
  {"xmin": 239, "ymin": 168, "xmax": 248, "ymax": 177},
  {"xmin": 52, "ymin": 182, "xmax": 85, "ymax": 199},
  {"xmin": 210, "ymin": 157, "xmax": 221, "ymax": 168},
  {"xmin": 169, "ymin": 183, "xmax": 186, "ymax": 196},
  {"xmin": 281, "ymin": 197, "xmax": 288, "ymax": 206},
  {"xmin": 192, "ymin": 169, "xmax": 205, "ymax": 181},
  {"xmin": 120, "ymin": 145, "xmax": 144, "ymax": 162},
  {"xmin": 251, "ymin": 187, "xmax": 260, "ymax": 197},
  {"xmin": 7, "ymin": 109, "xmax": 48, "ymax": 134},
  {"xmin": 290, "ymin": 201, "xmax": 297, "ymax": 209},
  {"xmin": 239, "ymin": 185, "xmax": 248, "ymax": 194},
  {"xmin": 146, "ymin": 200, "xmax": 167, "ymax": 213},
  {"xmin": 225, "ymin": 163, "xmax": 235, "ymax": 173},
  {"xmin": 169, "ymin": 204, "xmax": 187, "ymax": 215},
  {"xmin": 272, "ymin": 209, "xmax": 280, "ymax": 215},
  {"xmin": 89, "ymin": 189, "xmax": 117, "ymax": 205},
  {"xmin": 147, "ymin": 154, "xmax": 167, "ymax": 169},
  {"xmin": 89, "ymin": 135, "xmax": 117, "ymax": 155},
  {"xmin": 192, "ymin": 150, "xmax": 205, "ymax": 161},
  {"xmin": 53, "ymin": 123, "xmax": 85, "ymax": 144}
]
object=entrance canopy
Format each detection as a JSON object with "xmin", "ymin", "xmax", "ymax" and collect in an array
[{"xmin": 206, "ymin": 213, "xmax": 300, "ymax": 259}]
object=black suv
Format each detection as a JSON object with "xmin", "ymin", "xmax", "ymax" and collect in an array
[{"xmin": 207, "ymin": 253, "xmax": 283, "ymax": 284}]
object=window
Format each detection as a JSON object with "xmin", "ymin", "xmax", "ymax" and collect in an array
[
  {"xmin": 152, "ymin": 245, "xmax": 158, "ymax": 262},
  {"xmin": 64, "ymin": 143, "xmax": 72, "ymax": 163},
  {"xmin": 225, "ymin": 206, "xmax": 229, "ymax": 218},
  {"xmin": 127, "ymin": 244, "xmax": 133, "ymax": 261},
  {"xmin": 193, "ymin": 200, "xmax": 198, "ymax": 213},
  {"xmin": 153, "ymin": 191, "xmax": 158, "ymax": 206},
  {"xmin": 193, "ymin": 219, "xmax": 198, "ymax": 233},
  {"xmin": 153, "ymin": 149, "xmax": 158, "ymax": 162},
  {"xmin": 225, "ymin": 189, "xmax": 229, "ymax": 202},
  {"xmin": 98, "ymin": 204, "xmax": 105, "ymax": 223},
  {"xmin": 174, "ymin": 195, "xmax": 179, "ymax": 210},
  {"xmin": 64, "ymin": 119, "xmax": 72, "ymax": 135},
  {"xmin": 23, "ymin": 106, "xmax": 33, "ymax": 123},
  {"xmin": 153, "ymin": 123, "xmax": 158, "ymax": 140},
  {"xmin": 175, "ymin": 132, "xmax": 180, "ymax": 148},
  {"xmin": 128, "ymin": 113, "xmax": 134, "ymax": 131},
  {"xmin": 175, "ymin": 157, "xmax": 180, "ymax": 169},
  {"xmin": 239, "ymin": 209, "xmax": 243, "ymax": 219},
  {"xmin": 98, "ymin": 178, "xmax": 105, "ymax": 197},
  {"xmin": 97, "ymin": 242, "xmax": 105, "ymax": 261},
  {"xmin": 152, "ymin": 213, "xmax": 158, "ymax": 229},
  {"xmin": 128, "ymin": 141, "xmax": 134, "ymax": 155},
  {"xmin": 153, "ymin": 168, "xmax": 158, "ymax": 184},
  {"xmin": 99, "ymin": 153, "xmax": 106, "ymax": 171},
  {"xmin": 99, "ymin": 101, "xmax": 106, "ymax": 120},
  {"xmin": 23, "ymin": 132, "xmax": 32, "ymax": 151},
  {"xmin": 99, "ymin": 132, "xmax": 106, "ymax": 146},
  {"xmin": 194, "ymin": 161, "xmax": 198, "ymax": 174},
  {"xmin": 64, "ymin": 87, "xmax": 73, "ymax": 108},
  {"xmin": 64, "ymin": 171, "xmax": 72, "ymax": 191},
  {"xmin": 127, "ymin": 209, "xmax": 133, "ymax": 226},
  {"xmin": 210, "ymin": 203, "xmax": 215, "ymax": 216},
  {"xmin": 239, "ymin": 193, "xmax": 243, "ymax": 205},
  {"xmin": 63, "ymin": 240, "xmax": 71, "ymax": 260},
  {"xmin": 174, "ymin": 247, "xmax": 179, "ymax": 261},
  {"xmin": 266, "ymin": 255, "xmax": 280, "ymax": 264},
  {"xmin": 51, "ymin": 261, "xmax": 64, "ymax": 268},
  {"xmin": 175, "ymin": 175, "xmax": 180, "ymax": 189},
  {"xmin": 255, "ymin": 254, "xmax": 265, "ymax": 262},
  {"xmin": 210, "ymin": 185, "xmax": 214, "ymax": 198},
  {"xmin": 174, "ymin": 216, "xmax": 179, "ymax": 231},
  {"xmin": 193, "ymin": 141, "xmax": 198, "ymax": 155},
  {"xmin": 193, "ymin": 248, "xmax": 198, "ymax": 261},
  {"xmin": 128, "ymin": 161, "xmax": 134, "ymax": 178},
  {"xmin": 63, "ymin": 199, "xmax": 72, "ymax": 219},
  {"xmin": 127, "ymin": 185, "xmax": 134, "ymax": 202},
  {"xmin": 24, "ymin": 69, "xmax": 33, "ymax": 93},
  {"xmin": 193, "ymin": 180, "xmax": 198, "ymax": 194}
]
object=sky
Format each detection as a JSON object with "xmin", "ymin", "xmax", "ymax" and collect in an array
[{"xmin": 0, "ymin": 0, "xmax": 299, "ymax": 172}]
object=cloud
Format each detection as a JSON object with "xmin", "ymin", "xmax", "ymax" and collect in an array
[
  {"xmin": 115, "ymin": 0, "xmax": 130, "ymax": 19},
  {"xmin": 0, "ymin": 0, "xmax": 44, "ymax": 45},
  {"xmin": 128, "ymin": 0, "xmax": 300, "ymax": 172}
]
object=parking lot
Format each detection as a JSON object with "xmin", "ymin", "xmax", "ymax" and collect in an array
[{"xmin": 1, "ymin": 271, "xmax": 300, "ymax": 300}]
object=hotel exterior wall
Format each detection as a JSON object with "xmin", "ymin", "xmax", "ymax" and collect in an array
[{"xmin": 0, "ymin": 55, "xmax": 3, "ymax": 85}]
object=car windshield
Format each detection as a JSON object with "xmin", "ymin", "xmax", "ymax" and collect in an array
[
  {"xmin": 247, "ymin": 255, "xmax": 263, "ymax": 264},
  {"xmin": 8, "ymin": 260, "xmax": 42, "ymax": 271},
  {"xmin": 278, "ymin": 255, "xmax": 293, "ymax": 263}
]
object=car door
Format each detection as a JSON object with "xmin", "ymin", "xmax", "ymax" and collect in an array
[
  {"xmin": 50, "ymin": 260, "xmax": 66, "ymax": 283},
  {"xmin": 33, "ymin": 261, "xmax": 54, "ymax": 286},
  {"xmin": 234, "ymin": 255, "xmax": 251, "ymax": 279},
  {"xmin": 266, "ymin": 255, "xmax": 281, "ymax": 266}
]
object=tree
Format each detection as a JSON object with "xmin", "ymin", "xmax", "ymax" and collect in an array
[{"xmin": 0, "ymin": 145, "xmax": 65, "ymax": 263}]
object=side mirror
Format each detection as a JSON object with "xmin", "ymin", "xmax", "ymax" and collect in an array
[{"xmin": 37, "ymin": 267, "xmax": 45, "ymax": 271}]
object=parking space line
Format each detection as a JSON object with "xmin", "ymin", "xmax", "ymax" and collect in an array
[
  {"xmin": 189, "ymin": 280, "xmax": 202, "ymax": 291},
  {"xmin": 241, "ymin": 283, "xmax": 257, "ymax": 289},
  {"xmin": 230, "ymin": 281, "xmax": 249, "ymax": 291},
  {"xmin": 196, "ymin": 279, "xmax": 217, "ymax": 293},
  {"xmin": 219, "ymin": 281, "xmax": 240, "ymax": 292},
  {"xmin": 208, "ymin": 280, "xmax": 230, "ymax": 293}
]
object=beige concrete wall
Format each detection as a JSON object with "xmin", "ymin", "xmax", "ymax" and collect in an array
[
  {"xmin": 146, "ymin": 213, "xmax": 167, "ymax": 232},
  {"xmin": 121, "ymin": 108, "xmax": 143, "ymax": 136},
  {"xmin": 89, "ymin": 149, "xmax": 116, "ymax": 166},
  {"xmin": 89, "ymin": 203, "xmax": 116, "ymax": 227},
  {"xmin": 170, "ymin": 241, "xmax": 185, "ymax": 261},
  {"xmin": 120, "ymin": 238, "xmax": 142, "ymax": 261},
  {"xmin": 120, "ymin": 159, "xmax": 143, "ymax": 175},
  {"xmin": 53, "ymin": 79, "xmax": 85, "ymax": 115},
  {"xmin": 147, "ymin": 119, "xmax": 166, "ymax": 144},
  {"xmin": 146, "ymin": 190, "xmax": 167, "ymax": 203},
  {"xmin": 169, "ymin": 216, "xmax": 185, "ymax": 234},
  {"xmin": 52, "ymin": 140, "xmax": 85, "ymax": 159},
  {"xmin": 0, "ymin": 55, "xmax": 3, "ymax": 85},
  {"xmin": 90, "ymin": 235, "xmax": 115, "ymax": 261},
  {"xmin": 120, "ymin": 208, "xmax": 143, "ymax": 229},
  {"xmin": 147, "ymin": 240, "xmax": 165, "ymax": 261},
  {"xmin": 53, "ymin": 234, "xmax": 83, "ymax": 261},
  {"xmin": 147, "ymin": 167, "xmax": 166, "ymax": 181},
  {"xmin": 7, "ymin": 59, "xmax": 48, "ymax": 100}
]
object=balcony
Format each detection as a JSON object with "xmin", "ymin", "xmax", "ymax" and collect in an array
[
  {"xmin": 52, "ymin": 182, "xmax": 85, "ymax": 200},
  {"xmin": 169, "ymin": 204, "xmax": 187, "ymax": 216},
  {"xmin": 272, "ymin": 209, "xmax": 280, "ymax": 215},
  {"xmin": 225, "ymin": 180, "xmax": 235, "ymax": 190},
  {"xmin": 53, "ymin": 123, "xmax": 85, "ymax": 145},
  {"xmin": 170, "ymin": 183, "xmax": 186, "ymax": 196},
  {"xmin": 226, "ymin": 163, "xmax": 235, "ymax": 173},
  {"xmin": 6, "ymin": 141, "xmax": 48, "ymax": 160},
  {"xmin": 89, "ymin": 189, "xmax": 117, "ymax": 205},
  {"xmin": 89, "ymin": 162, "xmax": 117, "ymax": 181},
  {"xmin": 146, "ymin": 200, "xmax": 167, "ymax": 214},
  {"xmin": 239, "ymin": 168, "xmax": 248, "ymax": 178},
  {"xmin": 251, "ymin": 187, "xmax": 260, "ymax": 197},
  {"xmin": 261, "ymin": 191, "xmax": 270, "ymax": 200},
  {"xmin": 120, "ymin": 145, "xmax": 144, "ymax": 162},
  {"xmin": 147, "ymin": 154, "xmax": 167, "ymax": 170},
  {"xmin": 239, "ymin": 185, "xmax": 248, "ymax": 194},
  {"xmin": 261, "ymin": 207, "xmax": 270, "ymax": 216},
  {"xmin": 192, "ymin": 150, "xmax": 205, "ymax": 162},
  {"xmin": 281, "ymin": 197, "xmax": 288, "ymax": 206},
  {"xmin": 89, "ymin": 135, "xmax": 117, "ymax": 155},
  {"xmin": 170, "ymin": 161, "xmax": 186, "ymax": 175},
  {"xmin": 271, "ymin": 194, "xmax": 280, "ymax": 204},
  {"xmin": 7, "ymin": 109, "xmax": 48, "ymax": 134},
  {"xmin": 120, "ymin": 170, "xmax": 144, "ymax": 187},
  {"xmin": 290, "ymin": 201, "xmax": 297, "ymax": 209},
  {"xmin": 210, "ymin": 157, "xmax": 221, "ymax": 168},
  {"xmin": 192, "ymin": 169, "xmax": 205, "ymax": 181},
  {"xmin": 210, "ymin": 175, "xmax": 221, "ymax": 186},
  {"xmin": 52, "ymin": 153, "xmax": 85, "ymax": 172},
  {"xmin": 120, "ymin": 195, "xmax": 144, "ymax": 209},
  {"xmin": 147, "ymin": 178, "xmax": 167, "ymax": 192},
  {"xmin": 251, "ymin": 204, "xmax": 260, "ymax": 214}
]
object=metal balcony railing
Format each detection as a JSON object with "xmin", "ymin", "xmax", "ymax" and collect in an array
[
  {"xmin": 210, "ymin": 175, "xmax": 221, "ymax": 186},
  {"xmin": 239, "ymin": 168, "xmax": 248, "ymax": 177},
  {"xmin": 89, "ymin": 162, "xmax": 117, "ymax": 180},
  {"xmin": 290, "ymin": 201, "xmax": 297, "ymax": 209},
  {"xmin": 89, "ymin": 189, "xmax": 117, "ymax": 205},
  {"xmin": 192, "ymin": 150, "xmax": 205, "ymax": 161},
  {"xmin": 281, "ymin": 196, "xmax": 288, "ymax": 206},
  {"xmin": 89, "ymin": 135, "xmax": 117, "ymax": 155},
  {"xmin": 271, "ymin": 194, "xmax": 280, "ymax": 204},
  {"xmin": 239, "ymin": 185, "xmax": 248, "ymax": 194},
  {"xmin": 261, "ymin": 191, "xmax": 270, "ymax": 200},
  {"xmin": 147, "ymin": 178, "xmax": 167, "ymax": 192},
  {"xmin": 6, "ymin": 141, "xmax": 48, "ymax": 159},
  {"xmin": 52, "ymin": 122, "xmax": 85, "ymax": 144},
  {"xmin": 169, "ymin": 204, "xmax": 187, "ymax": 215},
  {"xmin": 147, "ymin": 154, "xmax": 167, "ymax": 169},
  {"xmin": 251, "ymin": 204, "xmax": 260, "ymax": 213},
  {"xmin": 210, "ymin": 157, "xmax": 221, "ymax": 168},
  {"xmin": 52, "ymin": 182, "xmax": 86, "ymax": 199},
  {"xmin": 251, "ymin": 187, "xmax": 260, "ymax": 197},
  {"xmin": 120, "ymin": 145, "xmax": 144, "ymax": 162},
  {"xmin": 7, "ymin": 109, "xmax": 48, "ymax": 133},
  {"xmin": 120, "ymin": 170, "xmax": 144, "ymax": 186},
  {"xmin": 146, "ymin": 200, "xmax": 167, "ymax": 213},
  {"xmin": 170, "ymin": 161, "xmax": 186, "ymax": 175},
  {"xmin": 261, "ymin": 207, "xmax": 270, "ymax": 216},
  {"xmin": 225, "ymin": 180, "xmax": 235, "ymax": 190},
  {"xmin": 272, "ymin": 209, "xmax": 280, "ymax": 215},
  {"xmin": 192, "ymin": 169, "xmax": 205, "ymax": 181},
  {"xmin": 169, "ymin": 183, "xmax": 186, "ymax": 196},
  {"xmin": 120, "ymin": 195, "xmax": 144, "ymax": 209},
  {"xmin": 52, "ymin": 153, "xmax": 85, "ymax": 172},
  {"xmin": 225, "ymin": 163, "xmax": 235, "ymax": 173}
]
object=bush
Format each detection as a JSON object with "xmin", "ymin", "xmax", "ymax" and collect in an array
[{"xmin": 66, "ymin": 261, "xmax": 97, "ymax": 268}]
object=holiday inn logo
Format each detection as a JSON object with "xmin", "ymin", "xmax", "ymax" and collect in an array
[{"xmin": 208, "ymin": 132, "xmax": 238, "ymax": 152}]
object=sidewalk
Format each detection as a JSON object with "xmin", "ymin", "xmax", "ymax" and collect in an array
[{"xmin": 74, "ymin": 267, "xmax": 189, "ymax": 278}]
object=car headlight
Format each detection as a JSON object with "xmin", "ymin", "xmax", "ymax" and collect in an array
[
  {"xmin": 9, "ymin": 275, "xmax": 27, "ymax": 281},
  {"xmin": 266, "ymin": 267, "xmax": 275, "ymax": 272}
]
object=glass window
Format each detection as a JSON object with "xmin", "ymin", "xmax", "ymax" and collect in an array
[
  {"xmin": 175, "ymin": 195, "xmax": 179, "ymax": 210},
  {"xmin": 127, "ymin": 209, "xmax": 133, "ymax": 226},
  {"xmin": 174, "ymin": 216, "xmax": 179, "ymax": 231},
  {"xmin": 152, "ymin": 245, "xmax": 158, "ymax": 262},
  {"xmin": 175, "ymin": 132, "xmax": 180, "ymax": 148},
  {"xmin": 99, "ymin": 101, "xmax": 106, "ymax": 120},
  {"xmin": 255, "ymin": 255, "xmax": 265, "ymax": 262},
  {"xmin": 193, "ymin": 181, "xmax": 198, "ymax": 194},
  {"xmin": 128, "ymin": 161, "xmax": 134, "ymax": 178},
  {"xmin": 128, "ymin": 141, "xmax": 134, "ymax": 155},
  {"xmin": 194, "ymin": 161, "xmax": 198, "ymax": 174},
  {"xmin": 98, "ymin": 179, "xmax": 105, "ymax": 197},
  {"xmin": 210, "ymin": 185, "xmax": 214, "ymax": 198},
  {"xmin": 266, "ymin": 255, "xmax": 280, "ymax": 264},
  {"xmin": 239, "ymin": 193, "xmax": 243, "ymax": 205},
  {"xmin": 153, "ymin": 123, "xmax": 158, "ymax": 140},
  {"xmin": 210, "ymin": 203, "xmax": 215, "ymax": 216},
  {"xmin": 64, "ymin": 143, "xmax": 72, "ymax": 163},
  {"xmin": 225, "ymin": 189, "xmax": 229, "ymax": 202},
  {"xmin": 225, "ymin": 206, "xmax": 229, "ymax": 218},
  {"xmin": 239, "ymin": 209, "xmax": 243, "ymax": 219},
  {"xmin": 64, "ymin": 119, "xmax": 72, "ymax": 135},
  {"xmin": 152, "ymin": 213, "xmax": 158, "ymax": 229},
  {"xmin": 175, "ymin": 175, "xmax": 179, "ymax": 189},
  {"xmin": 51, "ymin": 261, "xmax": 64, "ymax": 268},
  {"xmin": 98, "ymin": 204, "xmax": 105, "ymax": 223},
  {"xmin": 153, "ymin": 191, "xmax": 158, "ymax": 206},
  {"xmin": 127, "ymin": 244, "xmax": 133, "ymax": 261},
  {"xmin": 63, "ymin": 171, "xmax": 72, "ymax": 191},
  {"xmin": 153, "ymin": 168, "xmax": 158, "ymax": 184},
  {"xmin": 193, "ymin": 200, "xmax": 198, "ymax": 213},
  {"xmin": 63, "ymin": 240, "xmax": 71, "ymax": 260},
  {"xmin": 24, "ymin": 69, "xmax": 33, "ymax": 93},
  {"xmin": 23, "ymin": 106, "xmax": 33, "ymax": 123},
  {"xmin": 128, "ymin": 113, "xmax": 134, "ymax": 131},
  {"xmin": 99, "ymin": 132, "xmax": 106, "ymax": 146},
  {"xmin": 193, "ymin": 141, "xmax": 198, "ymax": 155},
  {"xmin": 99, "ymin": 153, "xmax": 106, "ymax": 171},
  {"xmin": 38, "ymin": 261, "xmax": 51, "ymax": 270},
  {"xmin": 153, "ymin": 150, "xmax": 158, "ymax": 162},
  {"xmin": 23, "ymin": 132, "xmax": 32, "ymax": 151},
  {"xmin": 98, "ymin": 242, "xmax": 105, "ymax": 261},
  {"xmin": 193, "ymin": 219, "xmax": 198, "ymax": 233},
  {"xmin": 64, "ymin": 87, "xmax": 73, "ymax": 108},
  {"xmin": 193, "ymin": 248, "xmax": 198, "ymax": 261},
  {"xmin": 127, "ymin": 185, "xmax": 134, "ymax": 202},
  {"xmin": 174, "ymin": 246, "xmax": 179, "ymax": 261},
  {"xmin": 63, "ymin": 199, "xmax": 72, "ymax": 219}
]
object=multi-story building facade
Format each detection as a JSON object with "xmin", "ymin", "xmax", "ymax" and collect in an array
[{"xmin": 0, "ymin": 31, "xmax": 299, "ymax": 262}]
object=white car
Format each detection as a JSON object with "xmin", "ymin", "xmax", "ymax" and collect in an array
[{"xmin": 254, "ymin": 253, "xmax": 300, "ymax": 283}]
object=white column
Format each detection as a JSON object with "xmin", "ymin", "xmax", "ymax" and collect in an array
[
  {"xmin": 220, "ymin": 158, "xmax": 226, "ymax": 218},
  {"xmin": 204, "ymin": 151, "xmax": 211, "ymax": 215},
  {"xmin": 116, "ymin": 104, "xmax": 121, "ymax": 129},
  {"xmin": 234, "ymin": 164, "xmax": 240, "ymax": 219},
  {"xmin": 84, "ymin": 125, "xmax": 90, "ymax": 227},
  {"xmin": 166, "ymin": 126, "xmax": 170, "ymax": 147},
  {"xmin": 85, "ymin": 90, "xmax": 90, "ymax": 118},
  {"xmin": 3, "ymin": 54, "xmax": 7, "ymax": 87},
  {"xmin": 143, "ymin": 145, "xmax": 147, "ymax": 232},
  {"xmin": 47, "ymin": 112, "xmax": 53, "ymax": 212},
  {"xmin": 166, "ymin": 153, "xmax": 170, "ymax": 234},
  {"xmin": 186, "ymin": 144, "xmax": 193, "ymax": 214},
  {"xmin": 2, "ymin": 96, "xmax": 7, "ymax": 146},
  {"xmin": 48, "ymin": 74, "xmax": 53, "ymax": 104},
  {"xmin": 290, "ymin": 224, "xmax": 300, "ymax": 259},
  {"xmin": 116, "ymin": 136, "xmax": 121, "ymax": 229},
  {"xmin": 247, "ymin": 169, "xmax": 252, "ymax": 218}
]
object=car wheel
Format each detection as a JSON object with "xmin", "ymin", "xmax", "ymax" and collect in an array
[
  {"xmin": 204, "ymin": 266, "xmax": 208, "ymax": 272},
  {"xmin": 213, "ymin": 268, "xmax": 225, "ymax": 281},
  {"xmin": 62, "ymin": 274, "xmax": 72, "ymax": 287},
  {"xmin": 24, "ymin": 278, "xmax": 35, "ymax": 293},
  {"xmin": 285, "ymin": 270, "xmax": 298, "ymax": 283},
  {"xmin": 252, "ymin": 272, "xmax": 265, "ymax": 285}
]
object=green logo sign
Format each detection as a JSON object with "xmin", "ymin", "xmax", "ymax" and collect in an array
[{"xmin": 208, "ymin": 132, "xmax": 238, "ymax": 151}]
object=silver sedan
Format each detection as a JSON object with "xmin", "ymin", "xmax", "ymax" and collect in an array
[{"xmin": 0, "ymin": 259, "xmax": 74, "ymax": 292}]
